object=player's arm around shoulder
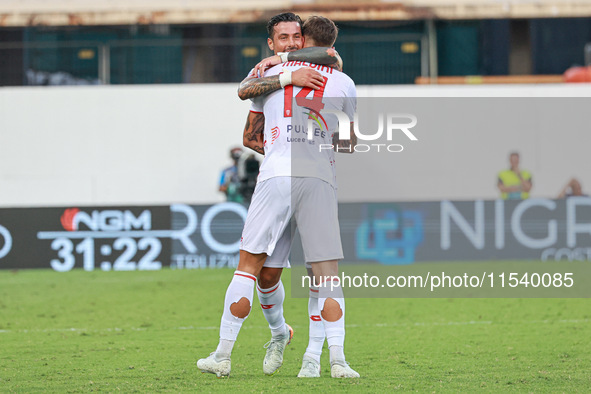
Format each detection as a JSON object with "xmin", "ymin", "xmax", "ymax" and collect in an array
[
  {"xmin": 238, "ymin": 66, "xmax": 325, "ymax": 100},
  {"xmin": 238, "ymin": 53, "xmax": 329, "ymax": 101},
  {"xmin": 251, "ymin": 47, "xmax": 340, "ymax": 77},
  {"xmin": 286, "ymin": 47, "xmax": 341, "ymax": 66},
  {"xmin": 238, "ymin": 73, "xmax": 282, "ymax": 101}
]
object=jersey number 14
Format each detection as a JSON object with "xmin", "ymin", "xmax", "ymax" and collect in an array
[{"xmin": 283, "ymin": 76, "xmax": 328, "ymax": 117}]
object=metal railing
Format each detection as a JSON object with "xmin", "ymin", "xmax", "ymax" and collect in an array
[{"xmin": 0, "ymin": 34, "xmax": 429, "ymax": 86}]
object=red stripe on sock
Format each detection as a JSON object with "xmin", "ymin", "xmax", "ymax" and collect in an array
[
  {"xmin": 258, "ymin": 286, "xmax": 278, "ymax": 294},
  {"xmin": 257, "ymin": 283, "xmax": 280, "ymax": 294},
  {"xmin": 309, "ymin": 288, "xmax": 319, "ymax": 293},
  {"xmin": 234, "ymin": 273, "xmax": 256, "ymax": 281}
]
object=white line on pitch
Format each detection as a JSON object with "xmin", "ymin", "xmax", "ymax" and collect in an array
[{"xmin": 1, "ymin": 319, "xmax": 589, "ymax": 334}]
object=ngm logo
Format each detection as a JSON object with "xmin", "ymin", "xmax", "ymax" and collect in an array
[{"xmin": 60, "ymin": 208, "xmax": 152, "ymax": 232}]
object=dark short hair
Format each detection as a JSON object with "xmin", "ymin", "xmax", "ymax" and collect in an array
[
  {"xmin": 267, "ymin": 12, "xmax": 303, "ymax": 39},
  {"xmin": 302, "ymin": 16, "xmax": 338, "ymax": 47}
]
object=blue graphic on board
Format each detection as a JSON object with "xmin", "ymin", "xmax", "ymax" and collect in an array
[{"xmin": 356, "ymin": 206, "xmax": 424, "ymax": 265}]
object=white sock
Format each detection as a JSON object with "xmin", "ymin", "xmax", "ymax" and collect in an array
[
  {"xmin": 215, "ymin": 339, "xmax": 234, "ymax": 361},
  {"xmin": 329, "ymin": 345, "xmax": 345, "ymax": 363},
  {"xmin": 318, "ymin": 282, "xmax": 346, "ymax": 364},
  {"xmin": 304, "ymin": 286, "xmax": 324, "ymax": 363},
  {"xmin": 217, "ymin": 270, "xmax": 256, "ymax": 358},
  {"xmin": 257, "ymin": 280, "xmax": 286, "ymax": 338}
]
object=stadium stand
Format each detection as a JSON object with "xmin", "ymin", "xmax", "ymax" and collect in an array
[
  {"xmin": 1, "ymin": 1, "xmax": 590, "ymax": 85},
  {"xmin": 3, "ymin": 0, "xmax": 591, "ymax": 25}
]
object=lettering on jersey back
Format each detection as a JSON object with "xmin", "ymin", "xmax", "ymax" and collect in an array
[{"xmin": 283, "ymin": 61, "xmax": 334, "ymax": 74}]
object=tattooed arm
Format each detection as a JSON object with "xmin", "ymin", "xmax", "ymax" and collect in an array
[
  {"xmin": 238, "ymin": 75, "xmax": 281, "ymax": 101},
  {"xmin": 242, "ymin": 111, "xmax": 265, "ymax": 155},
  {"xmin": 238, "ymin": 47, "xmax": 344, "ymax": 101},
  {"xmin": 238, "ymin": 68, "xmax": 325, "ymax": 101}
]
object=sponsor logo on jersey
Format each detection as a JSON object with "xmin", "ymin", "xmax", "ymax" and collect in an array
[
  {"xmin": 271, "ymin": 126, "xmax": 280, "ymax": 144},
  {"xmin": 303, "ymin": 107, "xmax": 328, "ymax": 132}
]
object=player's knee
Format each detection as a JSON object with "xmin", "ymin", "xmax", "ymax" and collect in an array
[
  {"xmin": 258, "ymin": 270, "xmax": 281, "ymax": 289},
  {"xmin": 230, "ymin": 297, "xmax": 251, "ymax": 318},
  {"xmin": 259, "ymin": 277, "xmax": 279, "ymax": 289},
  {"xmin": 321, "ymin": 298, "xmax": 343, "ymax": 322}
]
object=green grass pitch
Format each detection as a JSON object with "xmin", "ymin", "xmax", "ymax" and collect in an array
[{"xmin": 1, "ymin": 267, "xmax": 590, "ymax": 392}]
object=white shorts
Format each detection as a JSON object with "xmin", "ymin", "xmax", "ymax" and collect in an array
[{"xmin": 240, "ymin": 176, "xmax": 343, "ymax": 267}]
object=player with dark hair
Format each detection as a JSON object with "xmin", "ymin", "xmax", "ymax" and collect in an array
[
  {"xmin": 266, "ymin": 12, "xmax": 303, "ymax": 37},
  {"xmin": 237, "ymin": 12, "xmax": 332, "ymax": 104}
]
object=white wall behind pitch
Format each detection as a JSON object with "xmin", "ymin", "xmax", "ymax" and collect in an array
[
  {"xmin": 0, "ymin": 84, "xmax": 253, "ymax": 207},
  {"xmin": 1, "ymin": 83, "xmax": 590, "ymax": 207}
]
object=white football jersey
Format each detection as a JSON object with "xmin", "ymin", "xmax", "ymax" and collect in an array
[{"xmin": 250, "ymin": 61, "xmax": 357, "ymax": 188}]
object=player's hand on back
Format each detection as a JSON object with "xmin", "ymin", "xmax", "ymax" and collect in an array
[
  {"xmin": 253, "ymin": 55, "xmax": 282, "ymax": 77},
  {"xmin": 292, "ymin": 67, "xmax": 324, "ymax": 90}
]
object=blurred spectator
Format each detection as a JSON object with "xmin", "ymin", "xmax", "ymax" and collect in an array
[
  {"xmin": 497, "ymin": 152, "xmax": 532, "ymax": 200},
  {"xmin": 219, "ymin": 147, "xmax": 244, "ymax": 203},
  {"xmin": 558, "ymin": 178, "xmax": 587, "ymax": 198}
]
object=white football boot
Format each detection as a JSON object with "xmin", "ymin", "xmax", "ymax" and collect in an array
[
  {"xmin": 330, "ymin": 359, "xmax": 360, "ymax": 378},
  {"xmin": 197, "ymin": 352, "xmax": 231, "ymax": 377},
  {"xmin": 262, "ymin": 324, "xmax": 294, "ymax": 375},
  {"xmin": 297, "ymin": 355, "xmax": 321, "ymax": 378}
]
